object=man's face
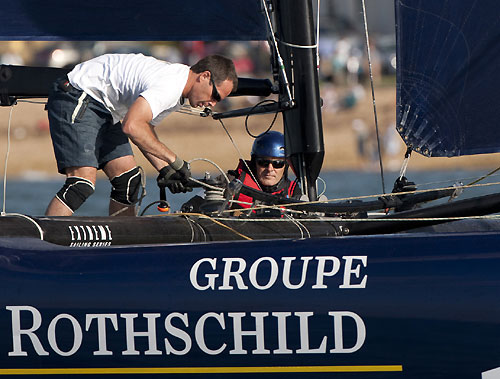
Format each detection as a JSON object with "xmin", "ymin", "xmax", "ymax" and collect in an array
[
  {"xmin": 188, "ymin": 71, "xmax": 233, "ymax": 108},
  {"xmin": 255, "ymin": 156, "xmax": 286, "ymax": 187}
]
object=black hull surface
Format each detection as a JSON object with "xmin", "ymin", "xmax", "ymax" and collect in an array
[
  {"xmin": 2, "ymin": 191, "xmax": 500, "ymax": 247},
  {"xmin": 0, "ymin": 214, "xmax": 340, "ymax": 246}
]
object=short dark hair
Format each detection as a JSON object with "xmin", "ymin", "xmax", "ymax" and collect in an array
[{"xmin": 191, "ymin": 55, "xmax": 238, "ymax": 92}]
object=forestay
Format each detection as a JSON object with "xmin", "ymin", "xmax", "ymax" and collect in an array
[
  {"xmin": 396, "ymin": 0, "xmax": 500, "ymax": 157},
  {"xmin": 0, "ymin": 0, "xmax": 267, "ymax": 41}
]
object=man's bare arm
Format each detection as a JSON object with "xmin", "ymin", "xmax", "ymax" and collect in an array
[{"xmin": 122, "ymin": 96, "xmax": 177, "ymax": 166}]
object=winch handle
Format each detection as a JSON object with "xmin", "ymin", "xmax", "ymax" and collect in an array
[
  {"xmin": 157, "ymin": 186, "xmax": 170, "ymax": 212},
  {"xmin": 159, "ymin": 177, "xmax": 204, "ymax": 188}
]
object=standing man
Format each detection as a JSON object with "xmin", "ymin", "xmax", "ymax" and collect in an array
[{"xmin": 45, "ymin": 53, "xmax": 237, "ymax": 216}]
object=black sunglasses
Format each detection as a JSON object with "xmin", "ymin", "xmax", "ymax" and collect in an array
[
  {"xmin": 209, "ymin": 72, "xmax": 221, "ymax": 102},
  {"xmin": 256, "ymin": 158, "xmax": 286, "ymax": 169}
]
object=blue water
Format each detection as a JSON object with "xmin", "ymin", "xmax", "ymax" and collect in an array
[{"xmin": 1, "ymin": 170, "xmax": 499, "ymax": 216}]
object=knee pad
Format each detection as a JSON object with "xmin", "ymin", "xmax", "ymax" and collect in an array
[
  {"xmin": 56, "ymin": 177, "xmax": 95, "ymax": 213},
  {"xmin": 110, "ymin": 166, "xmax": 143, "ymax": 205}
]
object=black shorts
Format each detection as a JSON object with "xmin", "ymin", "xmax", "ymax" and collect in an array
[{"xmin": 46, "ymin": 77, "xmax": 133, "ymax": 174}]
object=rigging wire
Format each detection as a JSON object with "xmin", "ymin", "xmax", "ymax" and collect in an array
[
  {"xmin": 416, "ymin": 170, "xmax": 500, "ymax": 189},
  {"xmin": 330, "ymin": 214, "xmax": 500, "ymax": 223},
  {"xmin": 316, "ymin": 0, "xmax": 321, "ymax": 70},
  {"xmin": 218, "ymin": 179, "xmax": 500, "ymax": 216},
  {"xmin": 466, "ymin": 165, "xmax": 500, "ymax": 186},
  {"xmin": 17, "ymin": 99, "xmax": 46, "ymax": 105},
  {"xmin": 261, "ymin": 0, "xmax": 294, "ymax": 103},
  {"xmin": 218, "ymin": 118, "xmax": 263, "ymax": 191},
  {"xmin": 1, "ymin": 107, "xmax": 14, "ymax": 216},
  {"xmin": 0, "ymin": 104, "xmax": 45, "ymax": 239},
  {"xmin": 361, "ymin": 0, "xmax": 386, "ymax": 194}
]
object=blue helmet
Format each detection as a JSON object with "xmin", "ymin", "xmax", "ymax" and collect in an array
[{"xmin": 251, "ymin": 131, "xmax": 285, "ymax": 158}]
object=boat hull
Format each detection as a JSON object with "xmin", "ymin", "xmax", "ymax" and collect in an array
[{"xmin": 1, "ymin": 232, "xmax": 499, "ymax": 378}]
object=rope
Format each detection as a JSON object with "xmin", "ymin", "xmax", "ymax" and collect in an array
[
  {"xmin": 277, "ymin": 40, "xmax": 317, "ymax": 49},
  {"xmin": 194, "ymin": 216, "xmax": 208, "ymax": 241},
  {"xmin": 181, "ymin": 215, "xmax": 196, "ymax": 243},
  {"xmin": 284, "ymin": 213, "xmax": 311, "ymax": 239},
  {"xmin": 201, "ymin": 213, "xmax": 500, "ymax": 224},
  {"xmin": 158, "ymin": 212, "xmax": 252, "ymax": 241},
  {"xmin": 213, "ymin": 216, "xmax": 332, "ymax": 222},
  {"xmin": 361, "ymin": 0, "xmax": 386, "ymax": 194}
]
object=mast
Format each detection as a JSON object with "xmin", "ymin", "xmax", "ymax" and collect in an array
[{"xmin": 271, "ymin": 0, "xmax": 324, "ymax": 200}]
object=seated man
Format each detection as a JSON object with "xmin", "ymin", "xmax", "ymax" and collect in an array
[
  {"xmin": 180, "ymin": 131, "xmax": 301, "ymax": 214},
  {"xmin": 229, "ymin": 131, "xmax": 302, "ymax": 209}
]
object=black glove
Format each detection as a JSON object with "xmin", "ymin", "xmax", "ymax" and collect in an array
[
  {"xmin": 175, "ymin": 160, "xmax": 192, "ymax": 184},
  {"xmin": 157, "ymin": 157, "xmax": 193, "ymax": 194}
]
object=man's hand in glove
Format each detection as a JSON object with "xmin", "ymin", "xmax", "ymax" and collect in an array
[{"xmin": 157, "ymin": 157, "xmax": 193, "ymax": 194}]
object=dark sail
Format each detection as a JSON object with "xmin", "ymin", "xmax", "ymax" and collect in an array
[
  {"xmin": 0, "ymin": 0, "xmax": 266, "ymax": 41},
  {"xmin": 396, "ymin": 0, "xmax": 500, "ymax": 157}
]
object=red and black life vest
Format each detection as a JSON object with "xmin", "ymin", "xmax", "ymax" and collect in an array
[{"xmin": 232, "ymin": 160, "xmax": 299, "ymax": 209}]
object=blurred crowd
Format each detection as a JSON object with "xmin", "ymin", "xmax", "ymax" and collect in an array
[
  {"xmin": 1, "ymin": 37, "xmax": 399, "ymax": 161},
  {"xmin": 0, "ymin": 37, "xmax": 396, "ymax": 116},
  {"xmin": 0, "ymin": 34, "xmax": 395, "ymax": 85},
  {"xmin": 0, "ymin": 41, "xmax": 273, "ymax": 78}
]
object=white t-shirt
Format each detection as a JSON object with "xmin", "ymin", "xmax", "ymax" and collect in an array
[{"xmin": 68, "ymin": 53, "xmax": 189, "ymax": 125}]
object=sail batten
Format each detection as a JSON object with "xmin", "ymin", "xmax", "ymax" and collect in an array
[{"xmin": 396, "ymin": 0, "xmax": 500, "ymax": 157}]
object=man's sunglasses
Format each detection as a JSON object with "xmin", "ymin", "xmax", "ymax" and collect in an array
[
  {"xmin": 256, "ymin": 158, "xmax": 286, "ymax": 169},
  {"xmin": 209, "ymin": 72, "xmax": 221, "ymax": 102}
]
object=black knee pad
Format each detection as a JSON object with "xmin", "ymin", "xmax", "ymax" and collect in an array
[
  {"xmin": 56, "ymin": 177, "xmax": 95, "ymax": 213},
  {"xmin": 110, "ymin": 166, "xmax": 142, "ymax": 205}
]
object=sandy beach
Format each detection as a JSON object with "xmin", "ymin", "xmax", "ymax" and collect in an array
[{"xmin": 1, "ymin": 86, "xmax": 499, "ymax": 179}]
